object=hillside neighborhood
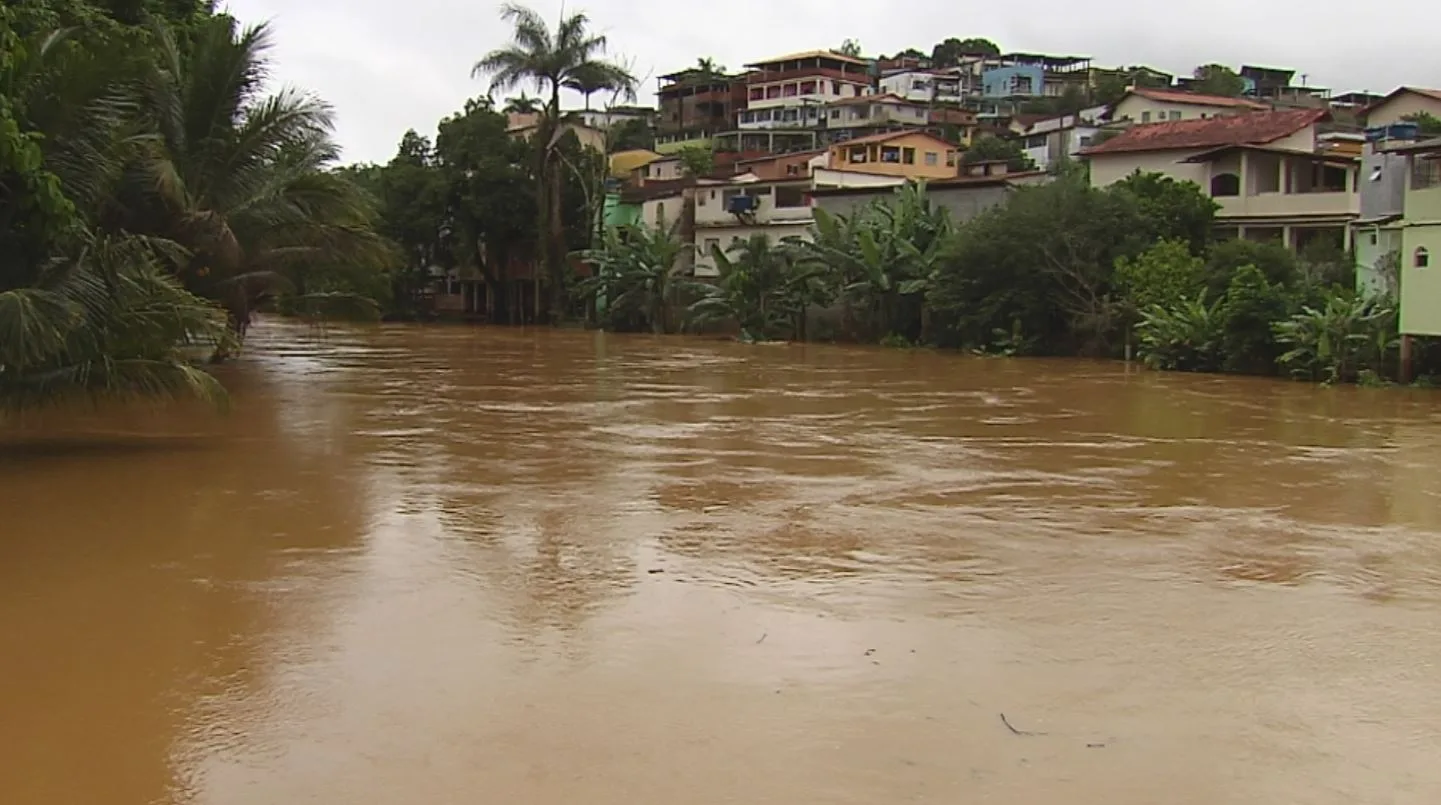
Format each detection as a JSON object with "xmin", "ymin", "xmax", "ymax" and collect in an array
[{"xmin": 520, "ymin": 49, "xmax": 1441, "ymax": 345}]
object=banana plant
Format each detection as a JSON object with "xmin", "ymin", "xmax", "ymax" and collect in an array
[{"xmin": 575, "ymin": 220, "xmax": 687, "ymax": 333}]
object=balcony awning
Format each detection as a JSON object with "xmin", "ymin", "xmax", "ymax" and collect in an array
[{"xmin": 1180, "ymin": 143, "xmax": 1358, "ymax": 166}]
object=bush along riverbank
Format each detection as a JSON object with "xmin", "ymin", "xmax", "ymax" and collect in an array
[{"xmin": 579, "ymin": 170, "xmax": 1433, "ymax": 386}]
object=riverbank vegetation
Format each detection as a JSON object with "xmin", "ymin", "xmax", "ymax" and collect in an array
[
  {"xmin": 580, "ymin": 170, "xmax": 1416, "ymax": 385},
  {"xmin": 2, "ymin": 0, "xmax": 395, "ymax": 411}
]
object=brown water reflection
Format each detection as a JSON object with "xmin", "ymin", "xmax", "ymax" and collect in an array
[{"xmin": 4, "ymin": 322, "xmax": 1441, "ymax": 804}]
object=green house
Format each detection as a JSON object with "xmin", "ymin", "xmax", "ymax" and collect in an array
[{"xmin": 1390, "ymin": 137, "xmax": 1441, "ymax": 336}]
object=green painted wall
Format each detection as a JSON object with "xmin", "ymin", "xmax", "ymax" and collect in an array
[
  {"xmin": 1399, "ymin": 179, "xmax": 1441, "ymax": 335},
  {"xmin": 1404, "ymin": 183, "xmax": 1441, "ymax": 224},
  {"xmin": 602, "ymin": 192, "xmax": 641, "ymax": 230},
  {"xmin": 1355, "ymin": 225, "xmax": 1401, "ymax": 299},
  {"xmin": 1399, "ymin": 223, "xmax": 1441, "ymax": 335}
]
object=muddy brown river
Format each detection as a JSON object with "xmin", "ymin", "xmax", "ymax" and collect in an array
[{"xmin": 4, "ymin": 322, "xmax": 1441, "ymax": 804}]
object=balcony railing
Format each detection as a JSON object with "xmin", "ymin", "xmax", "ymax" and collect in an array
[{"xmin": 1214, "ymin": 191, "xmax": 1359, "ymax": 218}]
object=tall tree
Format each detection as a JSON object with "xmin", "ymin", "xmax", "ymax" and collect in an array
[
  {"xmin": 836, "ymin": 39, "xmax": 862, "ymax": 58},
  {"xmin": 1, "ymin": 5, "xmax": 228, "ymax": 409},
  {"xmin": 472, "ymin": 2, "xmax": 634, "ymax": 322},
  {"xmin": 1191, "ymin": 64, "xmax": 1245, "ymax": 97},
  {"xmin": 962, "ymin": 135, "xmax": 1037, "ymax": 172},
  {"xmin": 118, "ymin": 15, "xmax": 392, "ymax": 340},
  {"xmin": 433, "ymin": 97, "xmax": 537, "ymax": 322},
  {"xmin": 931, "ymin": 37, "xmax": 1000, "ymax": 65},
  {"xmin": 695, "ymin": 56, "xmax": 725, "ymax": 77},
  {"xmin": 503, "ymin": 93, "xmax": 541, "ymax": 114}
]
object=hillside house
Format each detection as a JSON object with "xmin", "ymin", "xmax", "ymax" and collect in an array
[
  {"xmin": 1083, "ymin": 109, "xmax": 1358, "ymax": 251},
  {"xmin": 825, "ymin": 130, "xmax": 961, "ymax": 179},
  {"xmin": 1109, "ymin": 88, "xmax": 1269, "ymax": 125},
  {"xmin": 1363, "ymin": 87, "xmax": 1441, "ymax": 129}
]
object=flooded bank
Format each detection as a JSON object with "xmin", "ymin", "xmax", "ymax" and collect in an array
[{"xmin": 4, "ymin": 322, "xmax": 1441, "ymax": 804}]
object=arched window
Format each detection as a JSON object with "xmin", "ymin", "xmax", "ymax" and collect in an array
[
  {"xmin": 1416, "ymin": 247, "xmax": 1431, "ymax": 268},
  {"xmin": 1210, "ymin": 173, "xmax": 1241, "ymax": 197}
]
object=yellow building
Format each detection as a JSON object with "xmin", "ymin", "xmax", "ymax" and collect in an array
[
  {"xmin": 1363, "ymin": 87, "xmax": 1441, "ymax": 129},
  {"xmin": 826, "ymin": 131, "xmax": 960, "ymax": 179},
  {"xmin": 609, "ymin": 149, "xmax": 663, "ymax": 179}
]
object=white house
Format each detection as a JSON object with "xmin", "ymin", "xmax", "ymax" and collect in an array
[
  {"xmin": 878, "ymin": 69, "xmax": 964, "ymax": 104},
  {"xmin": 1109, "ymin": 87, "xmax": 1269, "ymax": 125},
  {"xmin": 1016, "ymin": 107, "xmax": 1105, "ymax": 170},
  {"xmin": 1083, "ymin": 108, "xmax": 1358, "ymax": 251}
]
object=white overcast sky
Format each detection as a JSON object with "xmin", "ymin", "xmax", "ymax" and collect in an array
[{"xmin": 224, "ymin": 0, "xmax": 1441, "ymax": 165}]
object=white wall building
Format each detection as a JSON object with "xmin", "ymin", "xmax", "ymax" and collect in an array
[{"xmin": 878, "ymin": 70, "xmax": 964, "ymax": 105}]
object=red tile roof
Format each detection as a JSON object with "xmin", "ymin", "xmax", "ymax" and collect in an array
[
  {"xmin": 1081, "ymin": 108, "xmax": 1327, "ymax": 156},
  {"xmin": 1126, "ymin": 88, "xmax": 1269, "ymax": 110}
]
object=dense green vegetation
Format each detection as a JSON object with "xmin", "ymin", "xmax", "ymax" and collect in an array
[
  {"xmin": 1, "ymin": 0, "xmax": 395, "ymax": 411},
  {"xmin": 582, "ymin": 171, "xmax": 1404, "ymax": 385}
]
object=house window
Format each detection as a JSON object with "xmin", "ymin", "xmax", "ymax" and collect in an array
[
  {"xmin": 1170, "ymin": 110, "xmax": 1182, "ymax": 120},
  {"xmin": 832, "ymin": 81, "xmax": 841, "ymax": 94},
  {"xmin": 800, "ymin": 80, "xmax": 818, "ymax": 94},
  {"xmin": 849, "ymin": 146, "xmax": 867, "ymax": 163},
  {"xmin": 902, "ymin": 147, "xmax": 916, "ymax": 164},
  {"xmin": 782, "ymin": 108, "xmax": 799, "ymax": 122},
  {"xmin": 697, "ymin": 191, "xmax": 707, "ymax": 206},
  {"xmin": 924, "ymin": 152, "xmax": 939, "ymax": 166},
  {"xmin": 1078, "ymin": 135, "xmax": 1093, "ymax": 147},
  {"xmin": 766, "ymin": 85, "xmax": 781, "ymax": 99},
  {"xmin": 1141, "ymin": 111, "xmax": 1152, "ymax": 123},
  {"xmin": 881, "ymin": 146, "xmax": 902, "ymax": 163},
  {"xmin": 1417, "ymin": 247, "xmax": 1431, "ymax": 268},
  {"xmin": 786, "ymin": 164, "xmax": 801, "ymax": 176},
  {"xmin": 703, "ymin": 237, "xmax": 720, "ymax": 257},
  {"xmin": 749, "ymin": 87, "xmax": 764, "ymax": 101},
  {"xmin": 946, "ymin": 151, "xmax": 957, "ymax": 166},
  {"xmin": 775, "ymin": 185, "xmax": 808, "ymax": 207},
  {"xmin": 1411, "ymin": 157, "xmax": 1441, "ymax": 190},
  {"xmin": 830, "ymin": 109, "xmax": 841, "ymax": 119},
  {"xmin": 1370, "ymin": 232, "xmax": 1378, "ymax": 245},
  {"xmin": 1210, "ymin": 173, "xmax": 1241, "ymax": 197},
  {"xmin": 783, "ymin": 83, "xmax": 799, "ymax": 97}
]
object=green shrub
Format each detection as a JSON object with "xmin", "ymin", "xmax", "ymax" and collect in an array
[
  {"xmin": 1219, "ymin": 265, "xmax": 1288, "ymax": 374},
  {"xmin": 1135, "ymin": 294, "xmax": 1225, "ymax": 372}
]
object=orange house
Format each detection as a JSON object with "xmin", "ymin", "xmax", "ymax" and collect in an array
[{"xmin": 826, "ymin": 131, "xmax": 960, "ymax": 179}]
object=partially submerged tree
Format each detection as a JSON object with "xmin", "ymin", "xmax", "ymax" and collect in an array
[{"xmin": 473, "ymin": 2, "xmax": 635, "ymax": 322}]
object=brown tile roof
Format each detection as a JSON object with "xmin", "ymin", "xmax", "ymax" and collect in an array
[
  {"xmin": 1081, "ymin": 109, "xmax": 1327, "ymax": 156},
  {"xmin": 1127, "ymin": 88, "xmax": 1270, "ymax": 111},
  {"xmin": 746, "ymin": 49, "xmax": 871, "ymax": 68},
  {"xmin": 830, "ymin": 129, "xmax": 957, "ymax": 148}
]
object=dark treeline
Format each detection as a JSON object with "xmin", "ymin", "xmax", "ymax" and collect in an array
[{"xmin": 584, "ymin": 168, "xmax": 1414, "ymax": 385}]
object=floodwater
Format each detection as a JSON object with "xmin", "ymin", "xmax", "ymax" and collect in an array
[{"xmin": 4, "ymin": 323, "xmax": 1441, "ymax": 805}]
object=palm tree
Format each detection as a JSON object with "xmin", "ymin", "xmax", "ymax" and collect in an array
[
  {"xmin": 695, "ymin": 57, "xmax": 725, "ymax": 78},
  {"xmin": 687, "ymin": 235, "xmax": 826, "ymax": 341},
  {"xmin": 1, "ymin": 19, "xmax": 229, "ymax": 410},
  {"xmin": 503, "ymin": 93, "xmax": 541, "ymax": 114},
  {"xmin": 121, "ymin": 16, "xmax": 390, "ymax": 345},
  {"xmin": 564, "ymin": 62, "xmax": 634, "ymax": 111},
  {"xmin": 472, "ymin": 2, "xmax": 635, "ymax": 323},
  {"xmin": 576, "ymin": 222, "xmax": 686, "ymax": 334}
]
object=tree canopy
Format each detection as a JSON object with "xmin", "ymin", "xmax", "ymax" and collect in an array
[{"xmin": 1191, "ymin": 64, "xmax": 1246, "ymax": 97}]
